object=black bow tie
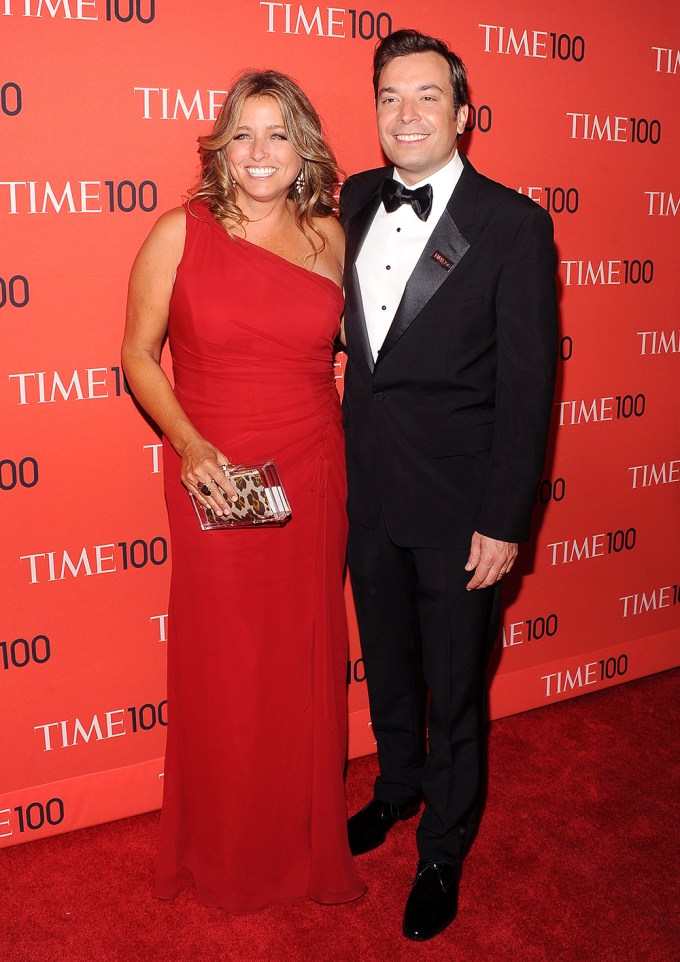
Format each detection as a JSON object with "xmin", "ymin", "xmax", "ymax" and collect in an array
[{"xmin": 381, "ymin": 178, "xmax": 433, "ymax": 221}]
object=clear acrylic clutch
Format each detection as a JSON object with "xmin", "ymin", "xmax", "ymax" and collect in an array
[{"xmin": 191, "ymin": 459, "xmax": 291, "ymax": 530}]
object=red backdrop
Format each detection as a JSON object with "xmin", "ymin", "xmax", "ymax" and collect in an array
[{"xmin": 1, "ymin": 0, "xmax": 678, "ymax": 846}]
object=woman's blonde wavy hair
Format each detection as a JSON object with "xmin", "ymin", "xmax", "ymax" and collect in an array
[{"xmin": 189, "ymin": 70, "xmax": 341, "ymax": 256}]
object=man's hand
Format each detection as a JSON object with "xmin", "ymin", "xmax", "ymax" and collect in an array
[{"xmin": 465, "ymin": 531, "xmax": 518, "ymax": 590}]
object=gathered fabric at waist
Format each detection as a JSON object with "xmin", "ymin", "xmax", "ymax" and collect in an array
[{"xmin": 174, "ymin": 354, "xmax": 339, "ymax": 420}]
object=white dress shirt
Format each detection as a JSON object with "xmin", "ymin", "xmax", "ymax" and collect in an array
[{"xmin": 356, "ymin": 151, "xmax": 464, "ymax": 361}]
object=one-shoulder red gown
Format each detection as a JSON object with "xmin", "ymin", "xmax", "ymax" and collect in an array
[{"xmin": 154, "ymin": 202, "xmax": 365, "ymax": 913}]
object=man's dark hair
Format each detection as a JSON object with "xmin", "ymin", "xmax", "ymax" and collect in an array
[{"xmin": 372, "ymin": 29, "xmax": 469, "ymax": 111}]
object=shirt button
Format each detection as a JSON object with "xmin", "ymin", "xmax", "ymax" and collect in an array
[
  {"xmin": 381, "ymin": 305, "xmax": 387, "ymax": 311},
  {"xmin": 386, "ymin": 265, "xmax": 391, "ymax": 270},
  {"xmin": 396, "ymin": 227, "xmax": 401, "ymax": 232},
  {"xmin": 374, "ymin": 392, "xmax": 385, "ymax": 402}
]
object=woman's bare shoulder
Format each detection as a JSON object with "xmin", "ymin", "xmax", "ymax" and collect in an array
[
  {"xmin": 129, "ymin": 207, "xmax": 187, "ymax": 286},
  {"xmin": 314, "ymin": 212, "xmax": 345, "ymax": 239},
  {"xmin": 314, "ymin": 213, "xmax": 345, "ymax": 266},
  {"xmin": 137, "ymin": 207, "xmax": 186, "ymax": 261},
  {"xmin": 152, "ymin": 206, "xmax": 186, "ymax": 241}
]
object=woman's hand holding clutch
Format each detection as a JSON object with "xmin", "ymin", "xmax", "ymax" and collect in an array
[{"xmin": 181, "ymin": 438, "xmax": 238, "ymax": 518}]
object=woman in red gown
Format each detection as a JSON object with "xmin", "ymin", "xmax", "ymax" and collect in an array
[{"xmin": 121, "ymin": 71, "xmax": 365, "ymax": 913}]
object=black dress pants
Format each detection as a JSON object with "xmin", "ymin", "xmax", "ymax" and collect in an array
[{"xmin": 348, "ymin": 513, "xmax": 500, "ymax": 862}]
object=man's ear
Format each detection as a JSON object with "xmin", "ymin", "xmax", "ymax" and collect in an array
[{"xmin": 455, "ymin": 104, "xmax": 469, "ymax": 136}]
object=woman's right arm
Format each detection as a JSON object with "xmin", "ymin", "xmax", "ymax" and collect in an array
[{"xmin": 121, "ymin": 208, "xmax": 236, "ymax": 514}]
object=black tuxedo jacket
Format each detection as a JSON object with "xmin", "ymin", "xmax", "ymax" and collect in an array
[{"xmin": 339, "ymin": 155, "xmax": 558, "ymax": 549}]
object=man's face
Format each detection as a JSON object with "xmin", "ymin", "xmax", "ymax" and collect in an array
[{"xmin": 376, "ymin": 51, "xmax": 468, "ymax": 186}]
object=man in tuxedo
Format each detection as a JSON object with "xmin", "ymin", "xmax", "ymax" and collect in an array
[{"xmin": 340, "ymin": 29, "xmax": 558, "ymax": 941}]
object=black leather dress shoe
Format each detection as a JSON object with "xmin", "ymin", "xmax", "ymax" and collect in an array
[
  {"xmin": 347, "ymin": 797, "xmax": 421, "ymax": 855},
  {"xmin": 402, "ymin": 859, "xmax": 461, "ymax": 941}
]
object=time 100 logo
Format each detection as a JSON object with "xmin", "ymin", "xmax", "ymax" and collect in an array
[{"xmin": 105, "ymin": 0, "xmax": 154, "ymax": 22}]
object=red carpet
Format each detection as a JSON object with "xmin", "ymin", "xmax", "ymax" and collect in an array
[{"xmin": 2, "ymin": 669, "xmax": 678, "ymax": 962}]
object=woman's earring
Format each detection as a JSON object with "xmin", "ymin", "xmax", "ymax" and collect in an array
[{"xmin": 294, "ymin": 168, "xmax": 305, "ymax": 197}]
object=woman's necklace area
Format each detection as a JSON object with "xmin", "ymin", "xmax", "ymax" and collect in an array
[{"xmin": 237, "ymin": 215, "xmax": 317, "ymax": 269}]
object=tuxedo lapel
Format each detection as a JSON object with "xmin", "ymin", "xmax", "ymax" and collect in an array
[
  {"xmin": 344, "ymin": 191, "xmax": 382, "ymax": 376},
  {"xmin": 345, "ymin": 157, "xmax": 480, "ymax": 373},
  {"xmin": 376, "ymin": 206, "xmax": 470, "ymax": 364}
]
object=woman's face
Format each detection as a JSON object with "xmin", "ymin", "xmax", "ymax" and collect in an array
[{"xmin": 226, "ymin": 95, "xmax": 302, "ymax": 207}]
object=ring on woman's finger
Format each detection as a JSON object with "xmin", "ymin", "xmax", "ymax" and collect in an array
[{"xmin": 200, "ymin": 483, "xmax": 212, "ymax": 496}]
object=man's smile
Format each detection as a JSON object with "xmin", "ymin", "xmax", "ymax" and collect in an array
[{"xmin": 393, "ymin": 133, "xmax": 430, "ymax": 142}]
